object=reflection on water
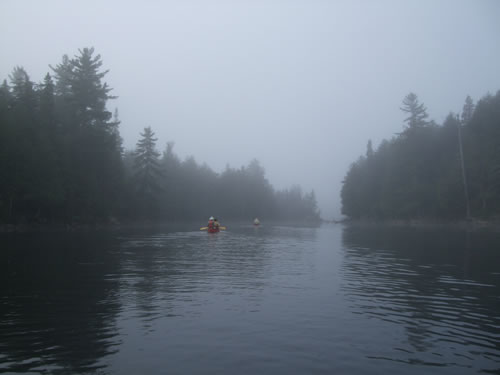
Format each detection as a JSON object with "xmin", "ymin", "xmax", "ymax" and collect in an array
[
  {"xmin": 0, "ymin": 225, "xmax": 320, "ymax": 374},
  {"xmin": 341, "ymin": 226, "xmax": 500, "ymax": 373},
  {"xmin": 1, "ymin": 224, "xmax": 500, "ymax": 374},
  {"xmin": 0, "ymin": 232, "xmax": 122, "ymax": 374}
]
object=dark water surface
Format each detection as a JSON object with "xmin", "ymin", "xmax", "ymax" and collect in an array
[{"xmin": 1, "ymin": 224, "xmax": 500, "ymax": 374}]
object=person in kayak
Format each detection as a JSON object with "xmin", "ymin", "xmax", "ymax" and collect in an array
[
  {"xmin": 207, "ymin": 216, "xmax": 219, "ymax": 233},
  {"xmin": 253, "ymin": 218, "xmax": 260, "ymax": 226}
]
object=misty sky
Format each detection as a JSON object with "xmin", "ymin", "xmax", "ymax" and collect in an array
[{"xmin": 1, "ymin": 0, "xmax": 499, "ymax": 219}]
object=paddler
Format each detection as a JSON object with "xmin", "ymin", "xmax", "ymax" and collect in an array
[
  {"xmin": 208, "ymin": 216, "xmax": 215, "ymax": 231},
  {"xmin": 253, "ymin": 217, "xmax": 260, "ymax": 226}
]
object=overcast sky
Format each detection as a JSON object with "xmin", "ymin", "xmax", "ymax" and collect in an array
[{"xmin": 1, "ymin": 0, "xmax": 499, "ymax": 219}]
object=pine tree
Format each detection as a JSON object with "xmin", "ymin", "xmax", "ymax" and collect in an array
[
  {"xmin": 39, "ymin": 74, "xmax": 56, "ymax": 131},
  {"xmin": 69, "ymin": 47, "xmax": 115, "ymax": 129},
  {"xmin": 7, "ymin": 67, "xmax": 38, "ymax": 220},
  {"xmin": 0, "ymin": 80, "xmax": 13, "ymax": 221},
  {"xmin": 50, "ymin": 48, "xmax": 122, "ymax": 220},
  {"xmin": 366, "ymin": 139, "xmax": 374, "ymax": 158},
  {"xmin": 50, "ymin": 55, "xmax": 73, "ymax": 98},
  {"xmin": 133, "ymin": 127, "xmax": 163, "ymax": 217},
  {"xmin": 37, "ymin": 73, "xmax": 65, "ymax": 217},
  {"xmin": 400, "ymin": 92, "xmax": 429, "ymax": 130},
  {"xmin": 461, "ymin": 95, "xmax": 474, "ymax": 125}
]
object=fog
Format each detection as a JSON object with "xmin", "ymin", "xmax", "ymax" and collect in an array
[{"xmin": 1, "ymin": 0, "xmax": 499, "ymax": 219}]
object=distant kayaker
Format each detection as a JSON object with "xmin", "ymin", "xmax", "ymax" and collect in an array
[
  {"xmin": 207, "ymin": 216, "xmax": 220, "ymax": 233},
  {"xmin": 253, "ymin": 218, "xmax": 260, "ymax": 226},
  {"xmin": 208, "ymin": 216, "xmax": 214, "ymax": 228}
]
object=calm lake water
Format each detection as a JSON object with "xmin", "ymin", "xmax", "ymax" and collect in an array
[{"xmin": 1, "ymin": 223, "xmax": 500, "ymax": 374}]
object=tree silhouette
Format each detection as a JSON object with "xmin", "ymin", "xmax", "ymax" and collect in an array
[{"xmin": 133, "ymin": 127, "xmax": 163, "ymax": 218}]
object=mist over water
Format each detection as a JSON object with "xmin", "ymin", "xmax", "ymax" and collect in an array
[
  {"xmin": 1, "ymin": 4, "xmax": 500, "ymax": 373},
  {"xmin": 1, "ymin": 1, "xmax": 499, "ymax": 218},
  {"xmin": 2, "ymin": 224, "xmax": 500, "ymax": 374}
]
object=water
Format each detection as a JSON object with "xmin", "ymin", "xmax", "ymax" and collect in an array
[{"xmin": 1, "ymin": 224, "xmax": 500, "ymax": 374}]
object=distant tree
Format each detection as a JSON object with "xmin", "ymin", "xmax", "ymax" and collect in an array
[
  {"xmin": 303, "ymin": 190, "xmax": 320, "ymax": 220},
  {"xmin": 366, "ymin": 139, "xmax": 374, "ymax": 158},
  {"xmin": 6, "ymin": 67, "xmax": 38, "ymax": 220},
  {"xmin": 463, "ymin": 91, "xmax": 500, "ymax": 216},
  {"xmin": 0, "ymin": 79, "xmax": 11, "ymax": 108},
  {"xmin": 69, "ymin": 47, "xmax": 115, "ymax": 128},
  {"xmin": 341, "ymin": 158, "xmax": 366, "ymax": 218},
  {"xmin": 9, "ymin": 67, "xmax": 36, "ymax": 105},
  {"xmin": 0, "ymin": 80, "xmax": 13, "ymax": 221},
  {"xmin": 400, "ymin": 92, "xmax": 429, "ymax": 130},
  {"xmin": 110, "ymin": 108, "xmax": 123, "ymax": 153},
  {"xmin": 439, "ymin": 113, "xmax": 469, "ymax": 218},
  {"xmin": 461, "ymin": 95, "xmax": 474, "ymax": 125},
  {"xmin": 50, "ymin": 54, "xmax": 73, "ymax": 98},
  {"xmin": 133, "ymin": 127, "xmax": 163, "ymax": 218},
  {"xmin": 341, "ymin": 90, "xmax": 500, "ymax": 220},
  {"xmin": 159, "ymin": 142, "xmax": 181, "ymax": 218},
  {"xmin": 39, "ymin": 74, "xmax": 56, "ymax": 130},
  {"xmin": 51, "ymin": 48, "xmax": 122, "ymax": 220},
  {"xmin": 243, "ymin": 159, "xmax": 274, "ymax": 218},
  {"xmin": 36, "ymin": 73, "xmax": 65, "ymax": 217}
]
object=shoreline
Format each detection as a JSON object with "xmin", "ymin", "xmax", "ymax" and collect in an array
[
  {"xmin": 335, "ymin": 217, "xmax": 500, "ymax": 231},
  {"xmin": 0, "ymin": 218, "xmax": 322, "ymax": 233},
  {"xmin": 2, "ymin": 217, "xmax": 499, "ymax": 233}
]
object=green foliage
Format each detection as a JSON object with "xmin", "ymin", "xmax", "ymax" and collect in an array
[{"xmin": 341, "ymin": 91, "xmax": 500, "ymax": 220}]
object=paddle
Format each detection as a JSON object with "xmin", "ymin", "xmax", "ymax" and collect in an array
[{"xmin": 200, "ymin": 226, "xmax": 226, "ymax": 230}]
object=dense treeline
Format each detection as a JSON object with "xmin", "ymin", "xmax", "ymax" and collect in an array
[
  {"xmin": 0, "ymin": 48, "xmax": 320, "ymax": 225},
  {"xmin": 341, "ymin": 91, "xmax": 500, "ymax": 220},
  {"xmin": 122, "ymin": 127, "xmax": 319, "ymax": 222}
]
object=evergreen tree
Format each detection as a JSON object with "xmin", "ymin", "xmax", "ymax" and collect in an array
[
  {"xmin": 0, "ymin": 80, "xmax": 13, "ymax": 221},
  {"xmin": 366, "ymin": 139, "xmax": 374, "ymax": 158},
  {"xmin": 133, "ymin": 127, "xmax": 163, "ymax": 218},
  {"xmin": 39, "ymin": 74, "xmax": 56, "ymax": 130},
  {"xmin": 159, "ymin": 142, "xmax": 182, "ymax": 219},
  {"xmin": 341, "ymin": 90, "xmax": 500, "ymax": 220},
  {"xmin": 69, "ymin": 48, "xmax": 115, "ymax": 129},
  {"xmin": 1, "ymin": 49, "xmax": 323, "ymax": 224},
  {"xmin": 51, "ymin": 48, "xmax": 122, "ymax": 220},
  {"xmin": 6, "ymin": 67, "xmax": 38, "ymax": 221},
  {"xmin": 400, "ymin": 92, "xmax": 429, "ymax": 130},
  {"xmin": 36, "ymin": 73, "xmax": 65, "ymax": 218},
  {"xmin": 50, "ymin": 54, "xmax": 73, "ymax": 98},
  {"xmin": 461, "ymin": 95, "xmax": 474, "ymax": 125},
  {"xmin": 464, "ymin": 92, "xmax": 500, "ymax": 216}
]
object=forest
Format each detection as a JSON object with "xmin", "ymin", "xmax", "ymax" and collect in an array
[
  {"xmin": 0, "ymin": 48, "xmax": 320, "ymax": 225},
  {"xmin": 341, "ymin": 90, "xmax": 500, "ymax": 220}
]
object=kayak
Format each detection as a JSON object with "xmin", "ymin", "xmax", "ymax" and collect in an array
[{"xmin": 200, "ymin": 225, "xmax": 226, "ymax": 232}]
